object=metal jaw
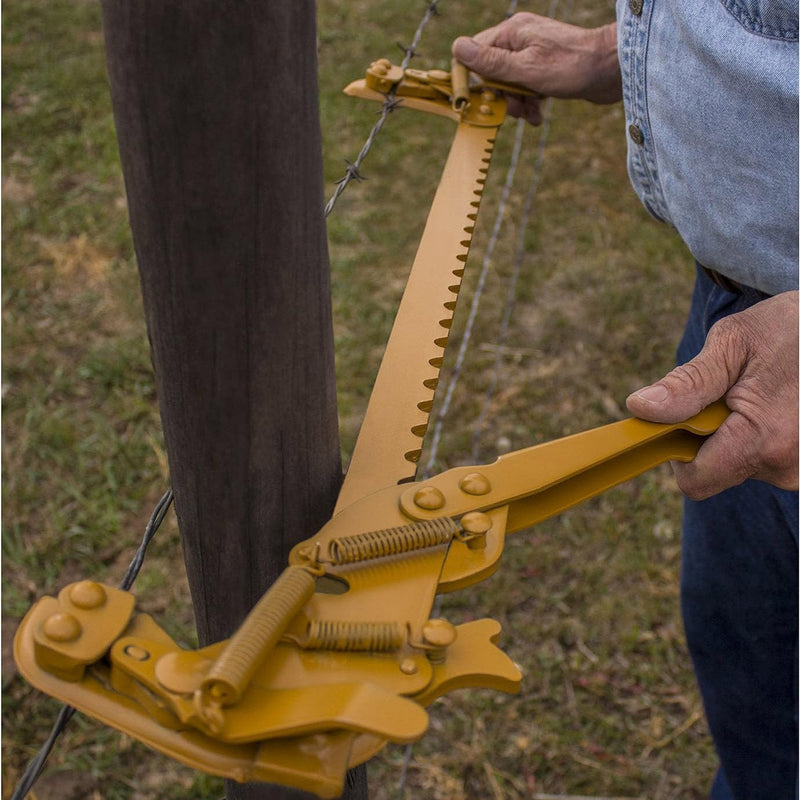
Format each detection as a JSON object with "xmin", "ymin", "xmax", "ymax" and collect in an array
[{"xmin": 345, "ymin": 58, "xmax": 508, "ymax": 127}]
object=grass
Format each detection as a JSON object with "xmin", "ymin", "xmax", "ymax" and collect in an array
[{"xmin": 3, "ymin": 0, "xmax": 716, "ymax": 798}]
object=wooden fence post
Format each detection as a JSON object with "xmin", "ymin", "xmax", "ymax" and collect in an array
[{"xmin": 99, "ymin": 2, "xmax": 367, "ymax": 798}]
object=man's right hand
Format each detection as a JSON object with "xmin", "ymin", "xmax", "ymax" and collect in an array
[{"xmin": 452, "ymin": 13, "xmax": 621, "ymax": 125}]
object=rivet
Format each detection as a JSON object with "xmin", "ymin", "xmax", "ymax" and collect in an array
[
  {"xmin": 459, "ymin": 472, "xmax": 491, "ymax": 496},
  {"xmin": 481, "ymin": 89, "xmax": 495, "ymax": 103},
  {"xmin": 69, "ymin": 580, "xmax": 107, "ymax": 610},
  {"xmin": 399, "ymin": 658, "xmax": 418, "ymax": 675},
  {"xmin": 479, "ymin": 103, "xmax": 492, "ymax": 116},
  {"xmin": 42, "ymin": 612, "xmax": 82, "ymax": 643},
  {"xmin": 413, "ymin": 486, "xmax": 445, "ymax": 510},
  {"xmin": 123, "ymin": 644, "xmax": 150, "ymax": 662}
]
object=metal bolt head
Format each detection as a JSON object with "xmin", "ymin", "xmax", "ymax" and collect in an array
[
  {"xmin": 69, "ymin": 580, "xmax": 107, "ymax": 609},
  {"xmin": 459, "ymin": 472, "xmax": 491, "ymax": 496},
  {"xmin": 43, "ymin": 612, "xmax": 82, "ymax": 643},
  {"xmin": 422, "ymin": 618, "xmax": 457, "ymax": 648},
  {"xmin": 481, "ymin": 89, "xmax": 495, "ymax": 103},
  {"xmin": 413, "ymin": 486, "xmax": 445, "ymax": 510},
  {"xmin": 479, "ymin": 103, "xmax": 492, "ymax": 116},
  {"xmin": 460, "ymin": 511, "xmax": 492, "ymax": 534},
  {"xmin": 460, "ymin": 511, "xmax": 492, "ymax": 550}
]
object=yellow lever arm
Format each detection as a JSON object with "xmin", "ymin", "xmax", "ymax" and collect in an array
[{"xmin": 395, "ymin": 402, "xmax": 729, "ymax": 590}]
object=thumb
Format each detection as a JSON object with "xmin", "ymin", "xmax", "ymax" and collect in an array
[
  {"xmin": 452, "ymin": 36, "xmax": 528, "ymax": 85},
  {"xmin": 626, "ymin": 331, "xmax": 742, "ymax": 423}
]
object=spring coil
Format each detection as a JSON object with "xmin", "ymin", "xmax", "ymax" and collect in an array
[
  {"xmin": 200, "ymin": 565, "xmax": 316, "ymax": 708},
  {"xmin": 328, "ymin": 516, "xmax": 458, "ymax": 565},
  {"xmin": 301, "ymin": 619, "xmax": 406, "ymax": 651}
]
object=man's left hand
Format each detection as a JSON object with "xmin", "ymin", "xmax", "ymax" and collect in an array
[{"xmin": 626, "ymin": 291, "xmax": 798, "ymax": 499}]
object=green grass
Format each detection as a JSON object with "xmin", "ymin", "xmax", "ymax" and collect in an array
[{"xmin": 3, "ymin": 0, "xmax": 716, "ymax": 798}]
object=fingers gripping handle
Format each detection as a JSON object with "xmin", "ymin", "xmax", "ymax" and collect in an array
[{"xmin": 197, "ymin": 565, "xmax": 317, "ymax": 725}]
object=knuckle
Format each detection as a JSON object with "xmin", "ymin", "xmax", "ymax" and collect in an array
[
  {"xmin": 481, "ymin": 48, "xmax": 507, "ymax": 76},
  {"xmin": 668, "ymin": 360, "xmax": 707, "ymax": 393},
  {"xmin": 706, "ymin": 315, "xmax": 750, "ymax": 364}
]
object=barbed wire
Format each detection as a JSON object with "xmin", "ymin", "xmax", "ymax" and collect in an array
[
  {"xmin": 324, "ymin": 1, "xmax": 441, "ymax": 217},
  {"xmin": 9, "ymin": 488, "xmax": 174, "ymax": 800}
]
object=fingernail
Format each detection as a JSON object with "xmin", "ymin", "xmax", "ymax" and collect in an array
[
  {"xmin": 454, "ymin": 37, "xmax": 479, "ymax": 62},
  {"xmin": 633, "ymin": 384, "xmax": 669, "ymax": 403}
]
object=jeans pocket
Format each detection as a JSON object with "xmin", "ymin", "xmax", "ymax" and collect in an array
[{"xmin": 717, "ymin": 0, "xmax": 799, "ymax": 39}]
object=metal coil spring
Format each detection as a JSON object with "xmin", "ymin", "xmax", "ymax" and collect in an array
[
  {"xmin": 328, "ymin": 516, "xmax": 458, "ymax": 564},
  {"xmin": 200, "ymin": 565, "xmax": 316, "ymax": 708},
  {"xmin": 301, "ymin": 619, "xmax": 406, "ymax": 651}
]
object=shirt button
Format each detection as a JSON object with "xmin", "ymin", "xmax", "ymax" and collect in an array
[
  {"xmin": 628, "ymin": 124, "xmax": 644, "ymax": 145},
  {"xmin": 629, "ymin": 0, "xmax": 643, "ymax": 14}
]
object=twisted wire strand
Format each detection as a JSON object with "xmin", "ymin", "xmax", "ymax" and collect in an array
[
  {"xmin": 325, "ymin": 0, "xmax": 442, "ymax": 218},
  {"xmin": 9, "ymin": 487, "xmax": 174, "ymax": 800}
]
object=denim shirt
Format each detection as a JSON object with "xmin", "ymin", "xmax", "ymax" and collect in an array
[{"xmin": 617, "ymin": 0, "xmax": 799, "ymax": 296}]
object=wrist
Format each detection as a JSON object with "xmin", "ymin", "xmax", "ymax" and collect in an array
[{"xmin": 583, "ymin": 23, "xmax": 621, "ymax": 104}]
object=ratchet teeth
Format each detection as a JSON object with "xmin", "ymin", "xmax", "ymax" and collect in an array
[
  {"xmin": 403, "ymin": 137, "xmax": 496, "ymax": 468},
  {"xmin": 336, "ymin": 126, "xmax": 499, "ymax": 512}
]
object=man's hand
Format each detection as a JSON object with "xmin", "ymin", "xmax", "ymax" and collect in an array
[
  {"xmin": 452, "ymin": 13, "xmax": 621, "ymax": 125},
  {"xmin": 626, "ymin": 291, "xmax": 799, "ymax": 499}
]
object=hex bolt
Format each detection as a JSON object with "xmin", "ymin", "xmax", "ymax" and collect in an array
[
  {"xmin": 459, "ymin": 472, "xmax": 491, "ymax": 495},
  {"xmin": 413, "ymin": 486, "xmax": 446, "ymax": 510}
]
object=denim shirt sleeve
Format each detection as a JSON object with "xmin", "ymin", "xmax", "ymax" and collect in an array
[{"xmin": 617, "ymin": 0, "xmax": 799, "ymax": 296}]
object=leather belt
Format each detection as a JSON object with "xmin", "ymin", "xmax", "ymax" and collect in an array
[{"xmin": 700, "ymin": 265, "xmax": 772, "ymax": 299}]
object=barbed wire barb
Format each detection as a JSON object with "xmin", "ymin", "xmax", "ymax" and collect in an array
[{"xmin": 324, "ymin": 0, "xmax": 441, "ymax": 217}]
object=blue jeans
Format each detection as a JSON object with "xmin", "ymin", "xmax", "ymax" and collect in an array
[{"xmin": 678, "ymin": 267, "xmax": 798, "ymax": 800}]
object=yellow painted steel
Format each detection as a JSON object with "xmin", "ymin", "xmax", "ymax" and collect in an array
[
  {"xmin": 13, "ymin": 61, "xmax": 731, "ymax": 798},
  {"xmin": 334, "ymin": 69, "xmax": 506, "ymax": 512}
]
